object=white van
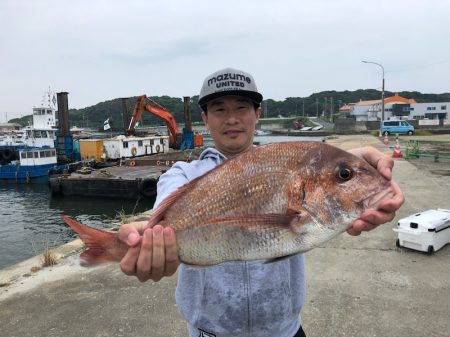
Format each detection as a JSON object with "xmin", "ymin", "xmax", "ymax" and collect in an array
[{"xmin": 393, "ymin": 209, "xmax": 450, "ymax": 254}]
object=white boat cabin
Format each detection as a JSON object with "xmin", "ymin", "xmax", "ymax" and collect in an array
[
  {"xmin": 103, "ymin": 135, "xmax": 170, "ymax": 160},
  {"xmin": 0, "ymin": 106, "xmax": 57, "ymax": 148},
  {"xmin": 19, "ymin": 148, "xmax": 57, "ymax": 166}
]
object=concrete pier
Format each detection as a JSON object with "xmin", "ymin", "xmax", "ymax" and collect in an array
[{"xmin": 1, "ymin": 135, "xmax": 449, "ymax": 337}]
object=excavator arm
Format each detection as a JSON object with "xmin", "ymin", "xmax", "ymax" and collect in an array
[{"xmin": 128, "ymin": 95, "xmax": 182, "ymax": 149}]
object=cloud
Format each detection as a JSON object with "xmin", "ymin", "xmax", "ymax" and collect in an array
[{"xmin": 1, "ymin": 0, "xmax": 449, "ymax": 120}]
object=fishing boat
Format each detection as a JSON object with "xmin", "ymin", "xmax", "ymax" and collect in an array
[
  {"xmin": 0, "ymin": 91, "xmax": 61, "ymax": 183},
  {"xmin": 0, "ymin": 91, "xmax": 58, "ymax": 165},
  {"xmin": 0, "ymin": 147, "xmax": 58, "ymax": 183}
]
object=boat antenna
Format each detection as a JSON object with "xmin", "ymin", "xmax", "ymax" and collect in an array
[{"xmin": 41, "ymin": 86, "xmax": 55, "ymax": 108}]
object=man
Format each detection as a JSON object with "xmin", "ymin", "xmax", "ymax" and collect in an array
[{"xmin": 119, "ymin": 67, "xmax": 404, "ymax": 337}]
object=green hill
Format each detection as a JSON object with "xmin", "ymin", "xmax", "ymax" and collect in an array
[{"xmin": 9, "ymin": 90, "xmax": 450, "ymax": 130}]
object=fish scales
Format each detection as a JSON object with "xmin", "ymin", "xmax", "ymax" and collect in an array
[
  {"xmin": 166, "ymin": 142, "xmax": 309, "ymax": 223},
  {"xmin": 63, "ymin": 141, "xmax": 394, "ymax": 266}
]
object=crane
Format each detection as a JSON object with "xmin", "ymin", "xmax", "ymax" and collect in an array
[{"xmin": 127, "ymin": 95, "xmax": 183, "ymax": 149}]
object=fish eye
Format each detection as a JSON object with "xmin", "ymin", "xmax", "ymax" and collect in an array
[{"xmin": 335, "ymin": 164, "xmax": 353, "ymax": 182}]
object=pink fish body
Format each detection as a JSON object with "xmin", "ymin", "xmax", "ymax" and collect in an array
[{"xmin": 64, "ymin": 141, "xmax": 393, "ymax": 266}]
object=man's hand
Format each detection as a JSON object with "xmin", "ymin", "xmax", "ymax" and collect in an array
[
  {"xmin": 347, "ymin": 146, "xmax": 405, "ymax": 236},
  {"xmin": 118, "ymin": 221, "xmax": 180, "ymax": 282},
  {"xmin": 349, "ymin": 146, "xmax": 394, "ymax": 180}
]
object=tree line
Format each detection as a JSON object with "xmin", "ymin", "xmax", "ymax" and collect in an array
[{"xmin": 9, "ymin": 90, "xmax": 450, "ymax": 130}]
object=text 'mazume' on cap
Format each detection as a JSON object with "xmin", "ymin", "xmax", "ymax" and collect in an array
[{"xmin": 198, "ymin": 67, "xmax": 263, "ymax": 110}]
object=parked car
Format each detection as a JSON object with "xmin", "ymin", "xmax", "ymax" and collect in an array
[{"xmin": 380, "ymin": 120, "xmax": 414, "ymax": 135}]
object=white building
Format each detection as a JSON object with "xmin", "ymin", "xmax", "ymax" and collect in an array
[
  {"xmin": 343, "ymin": 94, "xmax": 416, "ymax": 121},
  {"xmin": 409, "ymin": 102, "xmax": 449, "ymax": 120},
  {"xmin": 0, "ymin": 123, "xmax": 21, "ymax": 132},
  {"xmin": 341, "ymin": 94, "xmax": 449, "ymax": 121}
]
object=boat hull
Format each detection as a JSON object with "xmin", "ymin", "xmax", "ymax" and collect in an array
[{"xmin": 0, "ymin": 163, "xmax": 57, "ymax": 183}]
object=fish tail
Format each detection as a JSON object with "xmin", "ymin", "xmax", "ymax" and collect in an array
[{"xmin": 62, "ymin": 216, "xmax": 124, "ymax": 266}]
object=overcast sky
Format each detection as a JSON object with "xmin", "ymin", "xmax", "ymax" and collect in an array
[{"xmin": 1, "ymin": 0, "xmax": 449, "ymax": 120}]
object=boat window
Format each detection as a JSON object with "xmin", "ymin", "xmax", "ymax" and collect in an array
[
  {"xmin": 160, "ymin": 138, "xmax": 164, "ymax": 144},
  {"xmin": 40, "ymin": 151, "xmax": 45, "ymax": 157},
  {"xmin": 21, "ymin": 153, "xmax": 26, "ymax": 159},
  {"xmin": 26, "ymin": 152, "xmax": 33, "ymax": 158},
  {"xmin": 123, "ymin": 141, "xmax": 128, "ymax": 148},
  {"xmin": 47, "ymin": 109, "xmax": 52, "ymax": 115},
  {"xmin": 51, "ymin": 150, "xmax": 56, "ymax": 156},
  {"xmin": 34, "ymin": 131, "xmax": 42, "ymax": 138},
  {"xmin": 48, "ymin": 131, "xmax": 54, "ymax": 138},
  {"xmin": 150, "ymin": 139, "xmax": 154, "ymax": 145},
  {"xmin": 138, "ymin": 140, "xmax": 143, "ymax": 147},
  {"xmin": 34, "ymin": 152, "xmax": 39, "ymax": 158}
]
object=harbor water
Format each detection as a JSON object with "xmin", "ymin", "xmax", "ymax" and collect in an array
[
  {"xmin": 0, "ymin": 184, "xmax": 152, "ymax": 269},
  {"xmin": 0, "ymin": 135, "xmax": 322, "ymax": 270}
]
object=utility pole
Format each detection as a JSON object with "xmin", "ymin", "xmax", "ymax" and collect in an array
[
  {"xmin": 362, "ymin": 60, "xmax": 385, "ymax": 122},
  {"xmin": 330, "ymin": 97, "xmax": 334, "ymax": 122},
  {"xmin": 316, "ymin": 98, "xmax": 319, "ymax": 117}
]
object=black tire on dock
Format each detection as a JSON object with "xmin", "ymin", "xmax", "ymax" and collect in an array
[
  {"xmin": 2, "ymin": 149, "xmax": 13, "ymax": 161},
  {"xmin": 139, "ymin": 178, "xmax": 157, "ymax": 198},
  {"xmin": 49, "ymin": 177, "xmax": 62, "ymax": 195}
]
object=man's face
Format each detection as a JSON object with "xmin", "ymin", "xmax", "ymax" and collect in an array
[{"xmin": 202, "ymin": 95, "xmax": 261, "ymax": 157}]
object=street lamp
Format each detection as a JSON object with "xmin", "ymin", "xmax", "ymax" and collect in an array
[{"xmin": 362, "ymin": 60, "xmax": 385, "ymax": 121}]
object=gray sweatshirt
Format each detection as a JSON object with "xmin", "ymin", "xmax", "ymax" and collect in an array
[{"xmin": 154, "ymin": 148, "xmax": 305, "ymax": 337}]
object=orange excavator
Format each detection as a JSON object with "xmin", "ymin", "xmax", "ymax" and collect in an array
[{"xmin": 127, "ymin": 95, "xmax": 184, "ymax": 149}]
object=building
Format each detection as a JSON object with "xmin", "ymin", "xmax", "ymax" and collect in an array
[
  {"xmin": 343, "ymin": 94, "xmax": 416, "ymax": 121},
  {"xmin": 341, "ymin": 93, "xmax": 449, "ymax": 121},
  {"xmin": 0, "ymin": 123, "xmax": 21, "ymax": 133},
  {"xmin": 409, "ymin": 102, "xmax": 448, "ymax": 120}
]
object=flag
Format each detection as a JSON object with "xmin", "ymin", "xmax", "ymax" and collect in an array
[{"xmin": 104, "ymin": 118, "xmax": 111, "ymax": 131}]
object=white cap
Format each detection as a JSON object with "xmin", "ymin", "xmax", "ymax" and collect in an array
[{"xmin": 198, "ymin": 67, "xmax": 263, "ymax": 109}]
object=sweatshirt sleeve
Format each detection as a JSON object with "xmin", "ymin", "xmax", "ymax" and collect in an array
[
  {"xmin": 153, "ymin": 149, "xmax": 225, "ymax": 210},
  {"xmin": 153, "ymin": 163, "xmax": 190, "ymax": 209}
]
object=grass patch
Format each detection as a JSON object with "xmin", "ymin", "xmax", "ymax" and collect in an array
[
  {"xmin": 411, "ymin": 129, "xmax": 434, "ymax": 136},
  {"xmin": 112, "ymin": 198, "xmax": 151, "ymax": 231},
  {"xmin": 115, "ymin": 207, "xmax": 129, "ymax": 224},
  {"xmin": 372, "ymin": 129, "xmax": 435, "ymax": 137},
  {"xmin": 41, "ymin": 248, "xmax": 57, "ymax": 267},
  {"xmin": 32, "ymin": 239, "xmax": 58, "ymax": 268}
]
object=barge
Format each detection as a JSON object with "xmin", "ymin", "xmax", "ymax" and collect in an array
[
  {"xmin": 49, "ymin": 146, "xmax": 205, "ymax": 199},
  {"xmin": 49, "ymin": 164, "xmax": 168, "ymax": 199}
]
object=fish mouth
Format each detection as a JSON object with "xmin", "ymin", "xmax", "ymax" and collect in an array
[{"xmin": 363, "ymin": 186, "xmax": 395, "ymax": 210}]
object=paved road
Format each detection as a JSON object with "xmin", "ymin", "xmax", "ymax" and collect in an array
[{"xmin": 1, "ymin": 135, "xmax": 449, "ymax": 337}]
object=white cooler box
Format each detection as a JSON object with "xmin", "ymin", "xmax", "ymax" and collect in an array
[{"xmin": 393, "ymin": 209, "xmax": 450, "ymax": 254}]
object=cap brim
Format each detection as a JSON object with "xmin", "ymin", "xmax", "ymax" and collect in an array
[{"xmin": 198, "ymin": 90, "xmax": 263, "ymax": 108}]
